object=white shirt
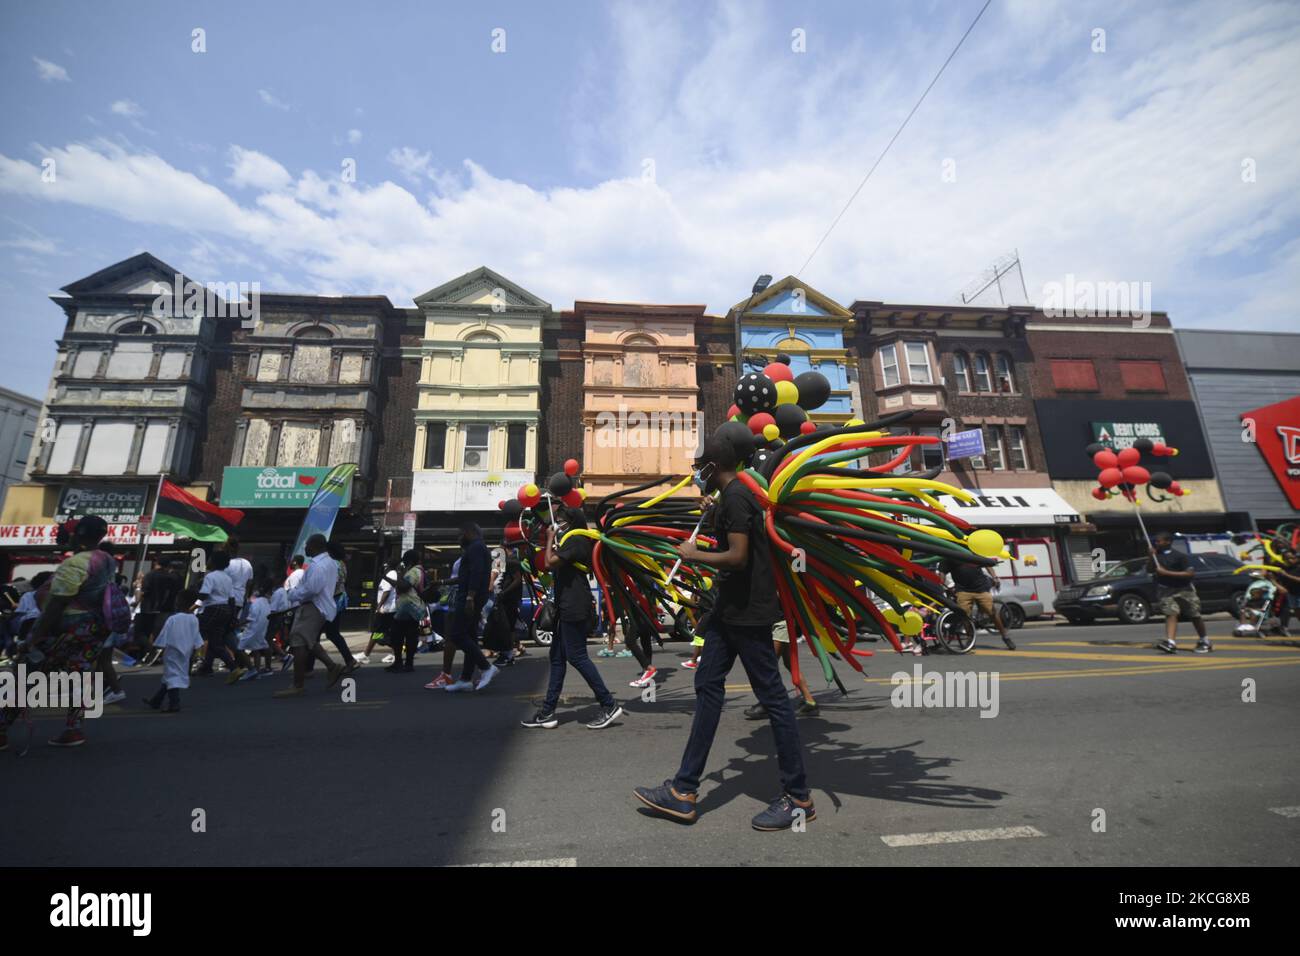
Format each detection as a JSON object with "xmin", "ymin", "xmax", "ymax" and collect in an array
[
  {"xmin": 238, "ymin": 596, "xmax": 271, "ymax": 650},
  {"xmin": 377, "ymin": 569, "xmax": 398, "ymax": 614},
  {"xmin": 285, "ymin": 567, "xmax": 306, "ymax": 590},
  {"xmin": 226, "ymin": 557, "xmax": 254, "ymax": 607},
  {"xmin": 199, "ymin": 569, "xmax": 233, "ymax": 609},
  {"xmin": 154, "ymin": 613, "xmax": 205, "ymax": 689},
  {"xmin": 286, "ymin": 552, "xmax": 338, "ymax": 621}
]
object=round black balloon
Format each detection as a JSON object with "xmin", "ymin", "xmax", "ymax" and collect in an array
[
  {"xmin": 547, "ymin": 472, "xmax": 572, "ymax": 496},
  {"xmin": 792, "ymin": 370, "xmax": 831, "ymax": 411},
  {"xmin": 775, "ymin": 353, "xmax": 792, "ymax": 365},
  {"xmin": 1149, "ymin": 470, "xmax": 1173, "ymax": 489},
  {"xmin": 735, "ymin": 372, "xmax": 777, "ymax": 415},
  {"xmin": 1132, "ymin": 438, "xmax": 1154, "ymax": 453},
  {"xmin": 773, "ymin": 403, "xmax": 809, "ymax": 439},
  {"xmin": 711, "ymin": 421, "xmax": 755, "ymax": 467},
  {"xmin": 502, "ymin": 499, "xmax": 524, "ymax": 518},
  {"xmin": 1084, "ymin": 442, "xmax": 1106, "ymax": 456}
]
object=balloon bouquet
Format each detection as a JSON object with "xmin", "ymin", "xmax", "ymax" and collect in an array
[
  {"xmin": 712, "ymin": 357, "xmax": 1011, "ymax": 690},
  {"xmin": 1084, "ymin": 436, "xmax": 1185, "ymax": 547}
]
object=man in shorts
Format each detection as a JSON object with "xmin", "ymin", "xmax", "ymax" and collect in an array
[
  {"xmin": 942, "ymin": 557, "xmax": 1015, "ymax": 650},
  {"xmin": 1150, "ymin": 531, "xmax": 1210, "ymax": 654},
  {"xmin": 274, "ymin": 534, "xmax": 345, "ymax": 697}
]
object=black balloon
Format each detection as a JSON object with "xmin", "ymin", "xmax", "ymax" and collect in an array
[
  {"xmin": 1149, "ymin": 471, "xmax": 1173, "ymax": 489},
  {"xmin": 792, "ymin": 370, "xmax": 831, "ymax": 410},
  {"xmin": 735, "ymin": 372, "xmax": 777, "ymax": 415},
  {"xmin": 776, "ymin": 353, "xmax": 792, "ymax": 365},
  {"xmin": 1084, "ymin": 442, "xmax": 1106, "ymax": 456},
  {"xmin": 712, "ymin": 421, "xmax": 756, "ymax": 466},
  {"xmin": 502, "ymin": 499, "xmax": 524, "ymax": 518},
  {"xmin": 1132, "ymin": 438, "xmax": 1154, "ymax": 453},
  {"xmin": 774, "ymin": 403, "xmax": 809, "ymax": 439},
  {"xmin": 547, "ymin": 472, "xmax": 572, "ymax": 496}
]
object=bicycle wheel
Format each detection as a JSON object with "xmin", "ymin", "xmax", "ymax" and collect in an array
[{"xmin": 936, "ymin": 610, "xmax": 977, "ymax": 654}]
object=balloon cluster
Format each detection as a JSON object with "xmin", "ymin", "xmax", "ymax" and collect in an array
[
  {"xmin": 501, "ymin": 457, "xmax": 587, "ymax": 518},
  {"xmin": 1084, "ymin": 437, "xmax": 1186, "ymax": 502},
  {"xmin": 1234, "ymin": 522, "xmax": 1300, "ymax": 576},
  {"xmin": 729, "ymin": 355, "xmax": 833, "ymax": 444}
]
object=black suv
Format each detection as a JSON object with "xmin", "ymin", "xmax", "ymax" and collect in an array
[{"xmin": 1053, "ymin": 552, "xmax": 1250, "ymax": 625}]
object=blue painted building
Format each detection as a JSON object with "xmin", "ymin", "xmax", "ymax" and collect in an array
[{"xmin": 727, "ymin": 276, "xmax": 857, "ymax": 420}]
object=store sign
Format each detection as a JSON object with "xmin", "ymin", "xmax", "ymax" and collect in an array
[
  {"xmin": 1091, "ymin": 421, "xmax": 1166, "ymax": 450},
  {"xmin": 402, "ymin": 512, "xmax": 416, "ymax": 552},
  {"xmin": 914, "ymin": 488, "xmax": 1082, "ymax": 526},
  {"xmin": 1242, "ymin": 395, "xmax": 1300, "ymax": 510},
  {"xmin": 220, "ymin": 466, "xmax": 351, "ymax": 509},
  {"xmin": 55, "ymin": 484, "xmax": 149, "ymax": 523},
  {"xmin": 411, "ymin": 470, "xmax": 536, "ymax": 512},
  {"xmin": 0, "ymin": 523, "xmax": 175, "ymax": 547},
  {"xmin": 944, "ymin": 429, "xmax": 985, "ymax": 460}
]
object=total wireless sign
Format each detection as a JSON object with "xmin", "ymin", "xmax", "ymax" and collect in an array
[{"xmin": 220, "ymin": 466, "xmax": 350, "ymax": 509}]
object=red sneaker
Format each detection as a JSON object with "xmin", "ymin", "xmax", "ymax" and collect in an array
[
  {"xmin": 630, "ymin": 667, "xmax": 658, "ymax": 688},
  {"xmin": 424, "ymin": 673, "xmax": 452, "ymax": 690},
  {"xmin": 48, "ymin": 728, "xmax": 86, "ymax": 748},
  {"xmin": 680, "ymin": 659, "xmax": 699, "ymax": 670}
]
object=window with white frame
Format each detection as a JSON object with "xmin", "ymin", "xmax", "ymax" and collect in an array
[
  {"xmin": 985, "ymin": 426, "xmax": 1006, "ymax": 470},
  {"xmin": 879, "ymin": 344, "xmax": 900, "ymax": 388},
  {"xmin": 972, "ymin": 352, "xmax": 992, "ymax": 392},
  {"xmin": 995, "ymin": 353, "xmax": 1017, "ymax": 393},
  {"xmin": 1008, "ymin": 426, "xmax": 1029, "ymax": 470},
  {"xmin": 919, "ymin": 426, "xmax": 944, "ymax": 470},
  {"xmin": 904, "ymin": 341, "xmax": 932, "ymax": 384},
  {"xmin": 463, "ymin": 424, "xmax": 490, "ymax": 469},
  {"xmin": 952, "ymin": 352, "xmax": 972, "ymax": 391}
]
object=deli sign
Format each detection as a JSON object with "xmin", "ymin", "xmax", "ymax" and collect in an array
[{"xmin": 1242, "ymin": 395, "xmax": 1300, "ymax": 510}]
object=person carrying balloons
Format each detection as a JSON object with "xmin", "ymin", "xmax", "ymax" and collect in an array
[
  {"xmin": 1150, "ymin": 530, "xmax": 1211, "ymax": 655},
  {"xmin": 633, "ymin": 432, "xmax": 814, "ymax": 831}
]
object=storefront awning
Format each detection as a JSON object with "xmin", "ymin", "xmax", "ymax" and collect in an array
[
  {"xmin": 0, "ymin": 524, "xmax": 175, "ymax": 547},
  {"xmin": 931, "ymin": 488, "xmax": 1082, "ymax": 527}
]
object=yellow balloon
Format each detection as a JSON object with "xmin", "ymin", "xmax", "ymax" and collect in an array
[
  {"xmin": 763, "ymin": 423, "xmax": 779, "ymax": 441},
  {"xmin": 775, "ymin": 380, "xmax": 798, "ymax": 405},
  {"xmin": 967, "ymin": 528, "xmax": 1004, "ymax": 558},
  {"xmin": 846, "ymin": 418, "xmax": 864, "ymax": 427},
  {"xmin": 901, "ymin": 611, "xmax": 924, "ymax": 636}
]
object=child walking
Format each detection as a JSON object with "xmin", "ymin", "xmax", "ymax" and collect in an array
[
  {"xmin": 236, "ymin": 585, "xmax": 273, "ymax": 678},
  {"xmin": 144, "ymin": 590, "xmax": 204, "ymax": 713}
]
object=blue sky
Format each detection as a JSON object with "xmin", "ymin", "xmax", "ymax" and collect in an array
[{"xmin": 2, "ymin": 0, "xmax": 1298, "ymax": 398}]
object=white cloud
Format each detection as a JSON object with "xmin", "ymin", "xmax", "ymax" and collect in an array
[
  {"xmin": 258, "ymin": 89, "xmax": 291, "ymax": 111},
  {"xmin": 227, "ymin": 146, "xmax": 292, "ymax": 191},
  {"xmin": 387, "ymin": 146, "xmax": 433, "ymax": 183},
  {"xmin": 347, "ymin": 129, "xmax": 363, "ymax": 145},
  {"xmin": 110, "ymin": 99, "xmax": 144, "ymax": 118},
  {"xmin": 33, "ymin": 57, "xmax": 69, "ymax": 82}
]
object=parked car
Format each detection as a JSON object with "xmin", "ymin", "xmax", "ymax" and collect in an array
[
  {"xmin": 990, "ymin": 580, "xmax": 1045, "ymax": 629},
  {"xmin": 1053, "ymin": 552, "xmax": 1250, "ymax": 625}
]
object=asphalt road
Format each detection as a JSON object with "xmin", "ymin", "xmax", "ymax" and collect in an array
[{"xmin": 4, "ymin": 615, "xmax": 1298, "ymax": 867}]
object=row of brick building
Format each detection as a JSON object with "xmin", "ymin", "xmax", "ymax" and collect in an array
[{"xmin": 2, "ymin": 252, "xmax": 1295, "ymax": 614}]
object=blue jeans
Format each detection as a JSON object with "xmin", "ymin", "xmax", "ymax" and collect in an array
[
  {"xmin": 543, "ymin": 616, "xmax": 615, "ymax": 712},
  {"xmin": 673, "ymin": 621, "xmax": 809, "ymax": 800}
]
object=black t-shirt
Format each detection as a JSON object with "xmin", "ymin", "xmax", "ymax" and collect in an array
[
  {"xmin": 712, "ymin": 480, "xmax": 782, "ymax": 628},
  {"xmin": 945, "ymin": 560, "xmax": 991, "ymax": 593},
  {"xmin": 1151, "ymin": 547, "xmax": 1194, "ymax": 592},
  {"xmin": 498, "ymin": 558, "xmax": 523, "ymax": 609},
  {"xmin": 1283, "ymin": 561, "xmax": 1300, "ymax": 596},
  {"xmin": 141, "ymin": 569, "xmax": 181, "ymax": 614},
  {"xmin": 554, "ymin": 535, "xmax": 594, "ymax": 622}
]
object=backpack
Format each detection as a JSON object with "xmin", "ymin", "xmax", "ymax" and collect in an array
[{"xmin": 103, "ymin": 583, "xmax": 132, "ymax": 635}]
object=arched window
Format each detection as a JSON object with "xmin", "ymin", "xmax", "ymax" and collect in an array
[
  {"xmin": 952, "ymin": 352, "xmax": 972, "ymax": 391},
  {"xmin": 624, "ymin": 333, "xmax": 657, "ymax": 348},
  {"xmin": 115, "ymin": 321, "xmax": 158, "ymax": 335},
  {"xmin": 995, "ymin": 353, "xmax": 1016, "ymax": 393},
  {"xmin": 294, "ymin": 325, "xmax": 333, "ymax": 339},
  {"xmin": 972, "ymin": 352, "xmax": 993, "ymax": 392},
  {"xmin": 465, "ymin": 331, "xmax": 499, "ymax": 344}
]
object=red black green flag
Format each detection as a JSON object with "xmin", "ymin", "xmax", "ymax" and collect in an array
[{"xmin": 153, "ymin": 479, "xmax": 244, "ymax": 542}]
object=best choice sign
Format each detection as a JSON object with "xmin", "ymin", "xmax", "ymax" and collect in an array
[
  {"xmin": 56, "ymin": 484, "xmax": 149, "ymax": 523},
  {"xmin": 1091, "ymin": 421, "xmax": 1166, "ymax": 450},
  {"xmin": 220, "ymin": 466, "xmax": 350, "ymax": 508}
]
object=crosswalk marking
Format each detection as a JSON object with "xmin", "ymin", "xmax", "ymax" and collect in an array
[
  {"xmin": 1268, "ymin": 807, "xmax": 1300, "ymax": 818},
  {"xmin": 881, "ymin": 825, "xmax": 1046, "ymax": 847},
  {"xmin": 455, "ymin": 857, "xmax": 578, "ymax": 867}
]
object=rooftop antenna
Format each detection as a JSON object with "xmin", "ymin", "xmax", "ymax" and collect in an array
[{"xmin": 959, "ymin": 250, "xmax": 1029, "ymax": 306}]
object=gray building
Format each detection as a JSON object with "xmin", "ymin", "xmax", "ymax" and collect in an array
[
  {"xmin": 0, "ymin": 385, "xmax": 40, "ymax": 502},
  {"xmin": 1177, "ymin": 329, "xmax": 1300, "ymax": 530}
]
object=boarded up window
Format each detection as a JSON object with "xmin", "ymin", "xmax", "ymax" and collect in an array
[
  {"xmin": 47, "ymin": 421, "xmax": 82, "ymax": 473},
  {"xmin": 257, "ymin": 352, "xmax": 283, "ymax": 382},
  {"xmin": 1049, "ymin": 359, "xmax": 1098, "ymax": 391},
  {"xmin": 84, "ymin": 421, "xmax": 135, "ymax": 474},
  {"xmin": 328, "ymin": 420, "xmax": 357, "ymax": 465},
  {"xmin": 72, "ymin": 350, "xmax": 102, "ymax": 378},
  {"xmin": 339, "ymin": 353, "xmax": 365, "ymax": 384},
  {"xmin": 157, "ymin": 350, "xmax": 186, "ymax": 379},
  {"xmin": 242, "ymin": 420, "xmax": 271, "ymax": 466},
  {"xmin": 278, "ymin": 423, "xmax": 321, "ymax": 466},
  {"xmin": 1119, "ymin": 360, "xmax": 1166, "ymax": 392},
  {"xmin": 106, "ymin": 341, "xmax": 153, "ymax": 379},
  {"xmin": 624, "ymin": 352, "xmax": 657, "ymax": 387},
  {"xmin": 138, "ymin": 421, "xmax": 171, "ymax": 474},
  {"xmin": 290, "ymin": 345, "xmax": 331, "ymax": 383}
]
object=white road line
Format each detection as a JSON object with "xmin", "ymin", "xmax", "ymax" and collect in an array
[
  {"xmin": 456, "ymin": 857, "xmax": 578, "ymax": 867},
  {"xmin": 880, "ymin": 825, "xmax": 1046, "ymax": 847},
  {"xmin": 1268, "ymin": 807, "xmax": 1300, "ymax": 818}
]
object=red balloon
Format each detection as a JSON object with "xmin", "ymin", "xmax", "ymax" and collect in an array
[
  {"xmin": 1098, "ymin": 467, "xmax": 1123, "ymax": 488},
  {"xmin": 1151, "ymin": 442, "xmax": 1168, "ymax": 456},
  {"xmin": 726, "ymin": 404, "xmax": 741, "ymax": 420},
  {"xmin": 1091, "ymin": 486, "xmax": 1108, "ymax": 501},
  {"xmin": 799, "ymin": 420, "xmax": 817, "ymax": 435},
  {"xmin": 1169, "ymin": 481, "xmax": 1183, "ymax": 496},
  {"xmin": 747, "ymin": 412, "xmax": 776, "ymax": 435},
  {"xmin": 1116, "ymin": 447, "xmax": 1141, "ymax": 468},
  {"xmin": 1122, "ymin": 465, "xmax": 1150, "ymax": 486},
  {"xmin": 763, "ymin": 362, "xmax": 795, "ymax": 383},
  {"xmin": 562, "ymin": 488, "xmax": 583, "ymax": 507},
  {"xmin": 497, "ymin": 499, "xmax": 505, "ymax": 510},
  {"xmin": 564, "ymin": 458, "xmax": 580, "ymax": 477},
  {"xmin": 1092, "ymin": 450, "xmax": 1118, "ymax": 470}
]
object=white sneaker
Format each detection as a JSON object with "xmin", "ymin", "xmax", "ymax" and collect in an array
[
  {"xmin": 102, "ymin": 689, "xmax": 127, "ymax": 705},
  {"xmin": 381, "ymin": 654, "xmax": 396, "ymax": 664},
  {"xmin": 444, "ymin": 680, "xmax": 475, "ymax": 693},
  {"xmin": 353, "ymin": 653, "xmax": 369, "ymax": 664},
  {"xmin": 474, "ymin": 665, "xmax": 500, "ymax": 691}
]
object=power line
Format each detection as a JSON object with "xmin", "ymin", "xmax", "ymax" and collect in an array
[{"xmin": 799, "ymin": 0, "xmax": 994, "ymax": 275}]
